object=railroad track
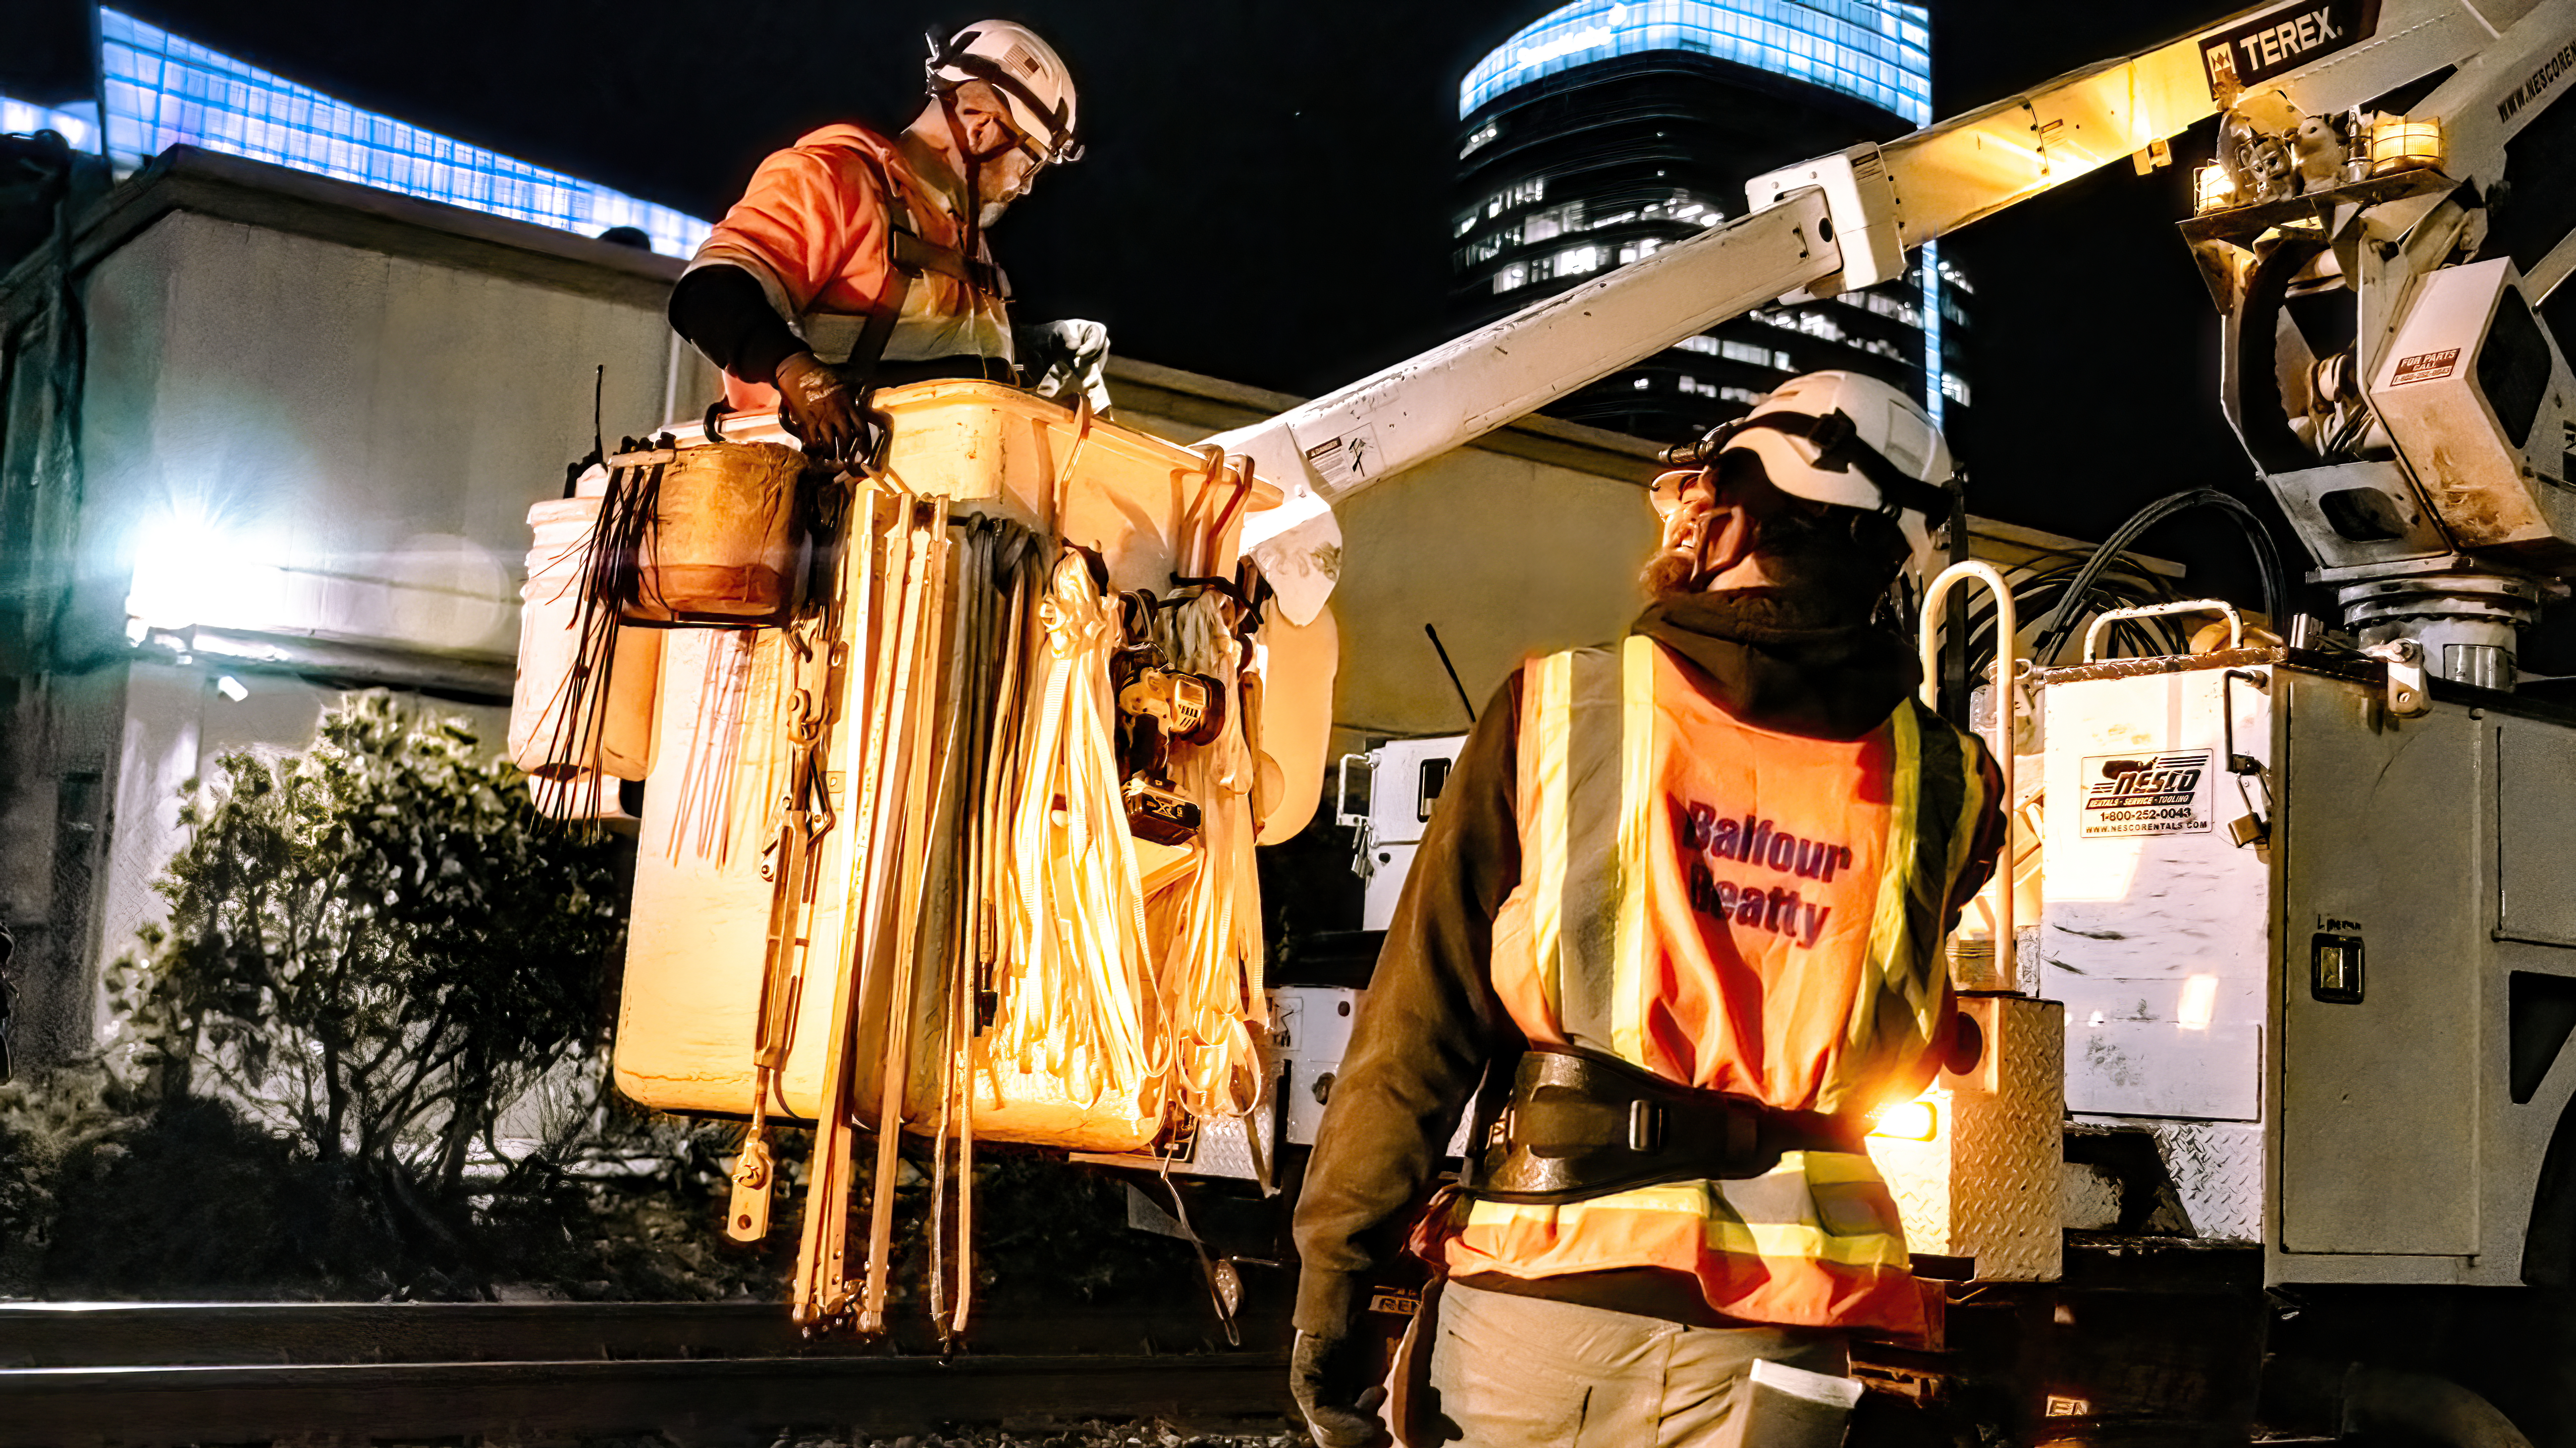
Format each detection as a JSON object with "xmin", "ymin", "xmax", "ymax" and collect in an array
[{"xmin": 0, "ymin": 1301, "xmax": 1295, "ymax": 1446}]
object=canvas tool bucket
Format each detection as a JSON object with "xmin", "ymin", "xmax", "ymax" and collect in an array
[{"xmin": 630, "ymin": 440, "xmax": 804, "ymax": 623}]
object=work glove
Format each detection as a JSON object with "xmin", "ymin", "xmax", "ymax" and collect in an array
[
  {"xmin": 771, "ymin": 350, "xmax": 864, "ymax": 464},
  {"xmin": 1291, "ymin": 1329, "xmax": 1389, "ymax": 1448}
]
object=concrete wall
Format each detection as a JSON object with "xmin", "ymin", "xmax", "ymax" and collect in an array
[
  {"xmin": 0, "ymin": 154, "xmax": 708, "ymax": 1067},
  {"xmin": 73, "ymin": 210, "xmax": 695, "ymax": 662},
  {"xmin": 1104, "ymin": 358, "xmax": 1661, "ymax": 751}
]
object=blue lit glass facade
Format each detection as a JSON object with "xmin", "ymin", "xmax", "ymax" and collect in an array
[
  {"xmin": 95, "ymin": 9, "xmax": 711, "ymax": 258},
  {"xmin": 1451, "ymin": 0, "xmax": 1962, "ymax": 444},
  {"xmin": 1461, "ymin": 0, "xmax": 1931, "ymax": 126}
]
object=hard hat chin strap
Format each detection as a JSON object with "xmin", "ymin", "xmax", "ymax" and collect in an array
[{"xmin": 932, "ymin": 87, "xmax": 989, "ymax": 279}]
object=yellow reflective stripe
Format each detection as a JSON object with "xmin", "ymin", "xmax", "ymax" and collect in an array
[
  {"xmin": 1891, "ymin": 708, "xmax": 1945, "ymax": 1045},
  {"xmin": 1800, "ymin": 1149, "xmax": 1893, "ymax": 1186},
  {"xmin": 1609, "ymin": 635, "xmax": 1658, "ymax": 1065},
  {"xmin": 1848, "ymin": 704, "xmax": 1931, "ymax": 1063},
  {"xmin": 1529, "ymin": 652, "xmax": 1574, "ymax": 1024},
  {"xmin": 1462, "ymin": 1156, "xmax": 1910, "ymax": 1270},
  {"xmin": 1707, "ymin": 1215, "xmax": 1910, "ymax": 1269},
  {"xmin": 1938, "ymin": 722, "xmax": 1990, "ymax": 925}
]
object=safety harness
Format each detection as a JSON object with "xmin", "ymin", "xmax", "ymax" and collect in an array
[
  {"xmin": 839, "ymin": 146, "xmax": 1008, "ymax": 397},
  {"xmin": 1466, "ymin": 1045, "xmax": 1864, "ymax": 1205}
]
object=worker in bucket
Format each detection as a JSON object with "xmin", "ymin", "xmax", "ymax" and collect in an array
[
  {"xmin": 667, "ymin": 20, "xmax": 1083, "ymax": 462},
  {"xmin": 1291, "ymin": 371, "xmax": 2005, "ymax": 1447}
]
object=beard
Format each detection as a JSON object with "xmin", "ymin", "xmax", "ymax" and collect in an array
[
  {"xmin": 1640, "ymin": 504, "xmax": 1905, "ymax": 628},
  {"xmin": 1639, "ymin": 549, "xmax": 1702, "ymax": 598}
]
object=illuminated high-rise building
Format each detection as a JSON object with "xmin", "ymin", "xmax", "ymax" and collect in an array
[
  {"xmin": 2, "ymin": 8, "xmax": 710, "ymax": 257},
  {"xmin": 1453, "ymin": 0, "xmax": 1969, "ymax": 445}
]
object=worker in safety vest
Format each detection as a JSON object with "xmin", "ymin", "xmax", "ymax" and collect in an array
[
  {"xmin": 667, "ymin": 19, "xmax": 1080, "ymax": 462},
  {"xmin": 1291, "ymin": 371, "xmax": 2005, "ymax": 1447}
]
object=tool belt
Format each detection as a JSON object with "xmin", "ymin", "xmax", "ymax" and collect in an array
[{"xmin": 1464, "ymin": 1046, "xmax": 1864, "ymax": 1205}]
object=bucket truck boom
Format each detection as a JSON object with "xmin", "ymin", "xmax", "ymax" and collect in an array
[{"xmin": 1225, "ymin": 0, "xmax": 2565, "ymax": 637}]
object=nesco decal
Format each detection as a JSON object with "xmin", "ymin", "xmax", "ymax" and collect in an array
[
  {"xmin": 2200, "ymin": 0, "xmax": 2380, "ymax": 98},
  {"xmin": 2081, "ymin": 751, "xmax": 2213, "ymax": 838}
]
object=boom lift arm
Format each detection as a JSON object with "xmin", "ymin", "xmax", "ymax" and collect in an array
[{"xmin": 1221, "ymin": 0, "xmax": 2567, "ymax": 636}]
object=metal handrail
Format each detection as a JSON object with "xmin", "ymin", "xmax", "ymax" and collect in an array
[
  {"xmin": 1918, "ymin": 561, "xmax": 2017, "ymax": 992},
  {"xmin": 2081, "ymin": 598, "xmax": 2242, "ymax": 662}
]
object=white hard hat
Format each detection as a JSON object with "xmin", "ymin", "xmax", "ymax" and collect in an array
[
  {"xmin": 927, "ymin": 20, "xmax": 1082, "ymax": 167},
  {"xmin": 1656, "ymin": 370, "xmax": 1955, "ymax": 561}
]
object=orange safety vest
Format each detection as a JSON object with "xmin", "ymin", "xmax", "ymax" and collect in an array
[
  {"xmin": 686, "ymin": 123, "xmax": 1013, "ymax": 412},
  {"xmin": 1447, "ymin": 634, "xmax": 1989, "ymax": 1337}
]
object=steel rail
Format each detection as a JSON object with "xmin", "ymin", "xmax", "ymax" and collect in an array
[{"xmin": 0, "ymin": 1301, "xmax": 1293, "ymax": 1447}]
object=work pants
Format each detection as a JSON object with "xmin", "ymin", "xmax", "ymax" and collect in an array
[{"xmin": 1412, "ymin": 1280, "xmax": 1849, "ymax": 1447}]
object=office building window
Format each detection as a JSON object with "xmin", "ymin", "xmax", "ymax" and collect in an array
[
  {"xmin": 95, "ymin": 9, "xmax": 712, "ymax": 257},
  {"xmin": 1461, "ymin": 0, "xmax": 1934, "ymax": 126},
  {"xmin": 1524, "ymin": 199, "xmax": 1586, "ymax": 244}
]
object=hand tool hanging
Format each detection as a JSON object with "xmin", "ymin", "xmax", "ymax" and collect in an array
[
  {"xmin": 726, "ymin": 471, "xmax": 851, "ymax": 1243},
  {"xmin": 858, "ymin": 498, "xmax": 955, "ymax": 1335},
  {"xmin": 927, "ymin": 515, "xmax": 1040, "ymax": 1344},
  {"xmin": 785, "ymin": 482, "xmax": 906, "ymax": 1326}
]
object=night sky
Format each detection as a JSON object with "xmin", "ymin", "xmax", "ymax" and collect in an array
[{"xmin": 89, "ymin": 1, "xmax": 2313, "ymax": 622}]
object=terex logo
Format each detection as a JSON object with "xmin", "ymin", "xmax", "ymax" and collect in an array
[{"xmin": 2201, "ymin": 0, "xmax": 2378, "ymax": 96}]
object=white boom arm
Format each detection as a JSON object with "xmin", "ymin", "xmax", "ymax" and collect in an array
[
  {"xmin": 1214, "ymin": 187, "xmax": 1838, "ymax": 623},
  {"xmin": 1222, "ymin": 0, "xmax": 2538, "ymax": 626}
]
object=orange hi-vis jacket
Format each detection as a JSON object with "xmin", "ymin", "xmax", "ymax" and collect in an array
[
  {"xmin": 1446, "ymin": 634, "xmax": 1991, "ymax": 1338},
  {"xmin": 686, "ymin": 123, "xmax": 1013, "ymax": 412}
]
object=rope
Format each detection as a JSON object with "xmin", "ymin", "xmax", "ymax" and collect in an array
[
  {"xmin": 1152, "ymin": 590, "xmax": 1268, "ymax": 1120},
  {"xmin": 994, "ymin": 549, "xmax": 1161, "ymax": 1110}
]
